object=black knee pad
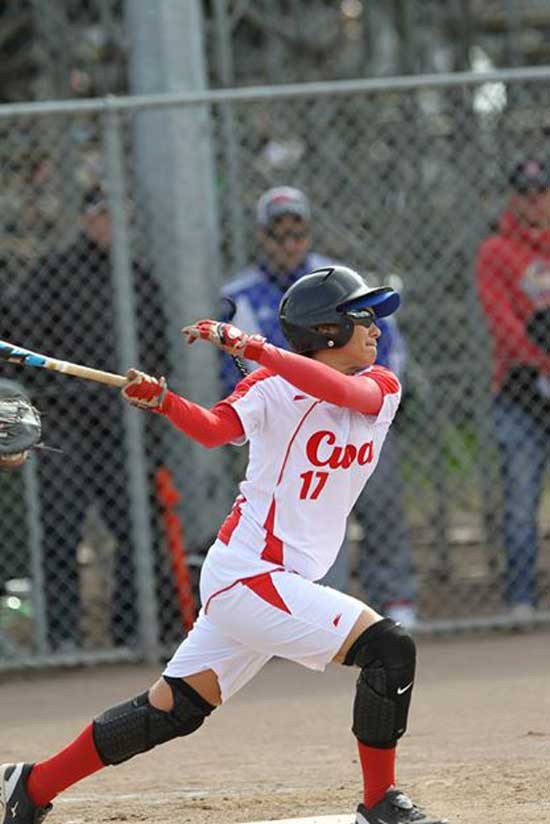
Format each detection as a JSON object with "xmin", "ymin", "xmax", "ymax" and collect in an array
[
  {"xmin": 93, "ymin": 676, "xmax": 215, "ymax": 765},
  {"xmin": 343, "ymin": 618, "xmax": 416, "ymax": 748}
]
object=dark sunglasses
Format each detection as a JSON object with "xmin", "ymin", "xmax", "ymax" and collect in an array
[
  {"xmin": 344, "ymin": 307, "xmax": 377, "ymax": 328},
  {"xmin": 266, "ymin": 228, "xmax": 310, "ymax": 243}
]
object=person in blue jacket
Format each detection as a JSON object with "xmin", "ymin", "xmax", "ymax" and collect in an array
[
  {"xmin": 220, "ymin": 186, "xmax": 334, "ymax": 387},
  {"xmin": 220, "ymin": 186, "xmax": 417, "ymax": 626}
]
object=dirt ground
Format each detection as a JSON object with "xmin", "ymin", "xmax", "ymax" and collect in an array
[{"xmin": 1, "ymin": 630, "xmax": 549, "ymax": 824}]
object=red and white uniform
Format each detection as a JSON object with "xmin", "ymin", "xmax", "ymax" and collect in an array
[
  {"xmin": 164, "ymin": 352, "xmax": 401, "ymax": 700},
  {"xmin": 217, "ymin": 364, "xmax": 400, "ymax": 582}
]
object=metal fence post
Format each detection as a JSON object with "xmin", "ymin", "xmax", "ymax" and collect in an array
[
  {"xmin": 102, "ymin": 103, "xmax": 160, "ymax": 663},
  {"xmin": 213, "ymin": 0, "xmax": 247, "ymax": 270},
  {"xmin": 24, "ymin": 453, "xmax": 48, "ymax": 654},
  {"xmin": 125, "ymin": 0, "xmax": 229, "ymax": 552}
]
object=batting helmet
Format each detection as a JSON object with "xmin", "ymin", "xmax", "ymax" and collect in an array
[{"xmin": 279, "ymin": 266, "xmax": 400, "ymax": 354}]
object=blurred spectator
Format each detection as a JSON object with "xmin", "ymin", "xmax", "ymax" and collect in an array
[
  {"xmin": 220, "ymin": 186, "xmax": 417, "ymax": 626},
  {"xmin": 219, "ymin": 185, "xmax": 333, "ymax": 388},
  {"xmin": 3, "ymin": 185, "xmax": 168, "ymax": 650},
  {"xmin": 476, "ymin": 159, "xmax": 550, "ymax": 615}
]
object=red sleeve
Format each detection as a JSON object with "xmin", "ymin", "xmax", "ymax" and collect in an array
[
  {"xmin": 160, "ymin": 390, "xmax": 244, "ymax": 447},
  {"xmin": 366, "ymin": 365, "xmax": 402, "ymax": 396},
  {"xmin": 256, "ymin": 344, "xmax": 399, "ymax": 415},
  {"xmin": 476, "ymin": 239, "xmax": 550, "ymax": 368}
]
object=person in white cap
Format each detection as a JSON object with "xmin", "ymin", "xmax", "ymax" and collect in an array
[{"xmin": 220, "ymin": 186, "xmax": 334, "ymax": 391}]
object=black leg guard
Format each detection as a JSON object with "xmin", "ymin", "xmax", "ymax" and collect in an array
[
  {"xmin": 93, "ymin": 676, "xmax": 215, "ymax": 765},
  {"xmin": 343, "ymin": 618, "xmax": 416, "ymax": 748}
]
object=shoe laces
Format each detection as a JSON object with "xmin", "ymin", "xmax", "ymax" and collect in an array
[
  {"xmin": 387, "ymin": 790, "xmax": 414, "ymax": 810},
  {"xmin": 387, "ymin": 790, "xmax": 426, "ymax": 821}
]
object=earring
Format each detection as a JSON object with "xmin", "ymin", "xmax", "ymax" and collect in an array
[{"xmin": 327, "ymin": 340, "xmax": 335, "ymax": 348}]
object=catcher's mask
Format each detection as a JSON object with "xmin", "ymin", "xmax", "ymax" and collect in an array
[
  {"xmin": 0, "ymin": 383, "xmax": 42, "ymax": 463},
  {"xmin": 279, "ymin": 266, "xmax": 400, "ymax": 354}
]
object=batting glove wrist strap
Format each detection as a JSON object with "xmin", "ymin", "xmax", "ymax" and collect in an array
[{"xmin": 122, "ymin": 369, "xmax": 168, "ymax": 411}]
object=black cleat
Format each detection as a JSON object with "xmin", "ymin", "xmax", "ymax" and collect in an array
[
  {"xmin": 356, "ymin": 788, "xmax": 448, "ymax": 824},
  {"xmin": 0, "ymin": 764, "xmax": 52, "ymax": 824}
]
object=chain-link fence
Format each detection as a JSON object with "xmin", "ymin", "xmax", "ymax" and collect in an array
[{"xmin": 1, "ymin": 66, "xmax": 550, "ymax": 669}]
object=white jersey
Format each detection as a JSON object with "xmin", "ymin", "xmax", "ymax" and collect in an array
[{"xmin": 215, "ymin": 365, "xmax": 401, "ymax": 582}]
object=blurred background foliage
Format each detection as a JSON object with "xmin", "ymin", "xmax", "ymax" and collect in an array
[{"xmin": 2, "ymin": 1, "xmax": 550, "ymax": 103}]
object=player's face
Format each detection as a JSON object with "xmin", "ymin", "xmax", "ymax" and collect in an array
[
  {"xmin": 260, "ymin": 215, "xmax": 311, "ymax": 273},
  {"xmin": 340, "ymin": 320, "xmax": 381, "ymax": 370},
  {"xmin": 313, "ymin": 318, "xmax": 381, "ymax": 374}
]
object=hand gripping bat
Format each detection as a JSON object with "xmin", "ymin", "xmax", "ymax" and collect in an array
[{"xmin": 0, "ymin": 339, "xmax": 126, "ymax": 387}]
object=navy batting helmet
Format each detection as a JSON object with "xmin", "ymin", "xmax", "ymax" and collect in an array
[{"xmin": 279, "ymin": 266, "xmax": 400, "ymax": 354}]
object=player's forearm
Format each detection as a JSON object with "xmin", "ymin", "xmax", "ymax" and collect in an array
[
  {"xmin": 256, "ymin": 344, "xmax": 384, "ymax": 415},
  {"xmin": 160, "ymin": 391, "xmax": 244, "ymax": 447}
]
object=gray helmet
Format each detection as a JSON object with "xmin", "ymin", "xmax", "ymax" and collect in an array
[{"xmin": 279, "ymin": 266, "xmax": 400, "ymax": 354}]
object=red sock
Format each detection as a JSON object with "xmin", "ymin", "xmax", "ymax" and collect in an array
[
  {"xmin": 357, "ymin": 741, "xmax": 396, "ymax": 808},
  {"xmin": 26, "ymin": 723, "xmax": 105, "ymax": 807}
]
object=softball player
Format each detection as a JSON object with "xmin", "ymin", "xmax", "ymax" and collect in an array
[{"xmin": 0, "ymin": 266, "xmax": 447, "ymax": 824}]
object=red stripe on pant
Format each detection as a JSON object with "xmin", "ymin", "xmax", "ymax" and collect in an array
[
  {"xmin": 204, "ymin": 569, "xmax": 290, "ymax": 615},
  {"xmin": 243, "ymin": 571, "xmax": 291, "ymax": 614}
]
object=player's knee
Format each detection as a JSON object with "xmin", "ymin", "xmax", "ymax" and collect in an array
[
  {"xmin": 93, "ymin": 676, "xmax": 216, "ymax": 765},
  {"xmin": 343, "ymin": 618, "xmax": 416, "ymax": 748}
]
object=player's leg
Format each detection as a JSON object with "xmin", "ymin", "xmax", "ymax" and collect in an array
[
  {"xmin": 0, "ymin": 614, "xmax": 269, "ymax": 824},
  {"xmin": 213, "ymin": 584, "xmax": 415, "ymax": 820},
  {"xmin": 148, "ymin": 668, "xmax": 222, "ymax": 710},
  {"xmin": 204, "ymin": 568, "xmax": 384, "ymax": 807},
  {"xmin": 0, "ymin": 676, "xmax": 216, "ymax": 824},
  {"xmin": 204, "ymin": 570, "xmax": 445, "ymax": 823},
  {"xmin": 337, "ymin": 611, "xmax": 446, "ymax": 823}
]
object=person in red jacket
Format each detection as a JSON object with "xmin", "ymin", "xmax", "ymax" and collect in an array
[{"xmin": 476, "ymin": 159, "xmax": 550, "ymax": 614}]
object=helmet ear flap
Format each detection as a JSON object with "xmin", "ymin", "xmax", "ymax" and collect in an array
[
  {"xmin": 315, "ymin": 316, "xmax": 354, "ymax": 350},
  {"xmin": 333, "ymin": 316, "xmax": 355, "ymax": 348}
]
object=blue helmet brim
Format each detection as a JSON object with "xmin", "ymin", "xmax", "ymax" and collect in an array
[{"xmin": 343, "ymin": 289, "xmax": 400, "ymax": 318}]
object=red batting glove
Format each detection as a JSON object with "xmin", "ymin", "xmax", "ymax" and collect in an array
[
  {"xmin": 182, "ymin": 319, "xmax": 266, "ymax": 360},
  {"xmin": 122, "ymin": 369, "xmax": 168, "ymax": 410}
]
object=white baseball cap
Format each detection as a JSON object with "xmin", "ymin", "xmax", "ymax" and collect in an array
[{"xmin": 256, "ymin": 186, "xmax": 311, "ymax": 226}]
